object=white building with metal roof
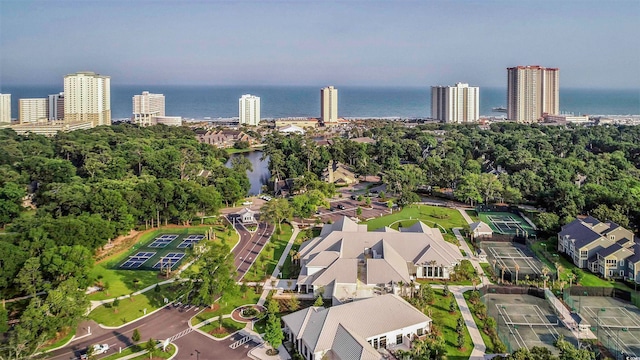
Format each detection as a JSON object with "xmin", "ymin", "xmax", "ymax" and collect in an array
[
  {"xmin": 282, "ymin": 294, "xmax": 431, "ymax": 360},
  {"xmin": 295, "ymin": 216, "xmax": 462, "ymax": 304}
]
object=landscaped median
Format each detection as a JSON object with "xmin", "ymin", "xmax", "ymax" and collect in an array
[
  {"xmin": 89, "ymin": 283, "xmax": 183, "ymax": 327},
  {"xmin": 100, "ymin": 343, "xmax": 176, "ymax": 360},
  {"xmin": 190, "ymin": 287, "xmax": 262, "ymax": 326},
  {"xmin": 242, "ymin": 224, "xmax": 293, "ymax": 282}
]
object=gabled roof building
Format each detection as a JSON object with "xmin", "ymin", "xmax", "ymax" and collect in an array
[
  {"xmin": 296, "ymin": 217, "xmax": 462, "ymax": 304},
  {"xmin": 282, "ymin": 294, "xmax": 431, "ymax": 360}
]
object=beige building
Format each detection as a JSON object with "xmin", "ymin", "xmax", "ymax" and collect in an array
[
  {"xmin": 507, "ymin": 65, "xmax": 559, "ymax": 123},
  {"xmin": 431, "ymin": 82, "xmax": 480, "ymax": 123},
  {"xmin": 321, "ymin": 86, "xmax": 338, "ymax": 123},
  {"xmin": 0, "ymin": 94, "xmax": 11, "ymax": 123},
  {"xmin": 7, "ymin": 120, "xmax": 94, "ymax": 136},
  {"xmin": 64, "ymin": 71, "xmax": 111, "ymax": 126},
  {"xmin": 133, "ymin": 91, "xmax": 165, "ymax": 126},
  {"xmin": 19, "ymin": 98, "xmax": 48, "ymax": 124}
]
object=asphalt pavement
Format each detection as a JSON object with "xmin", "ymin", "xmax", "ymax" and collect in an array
[{"xmin": 226, "ymin": 217, "xmax": 274, "ymax": 280}]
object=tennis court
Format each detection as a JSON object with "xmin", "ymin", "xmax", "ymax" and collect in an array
[
  {"xmin": 578, "ymin": 296, "xmax": 640, "ymax": 358},
  {"xmin": 481, "ymin": 242, "xmax": 545, "ymax": 282},
  {"xmin": 477, "ymin": 211, "xmax": 535, "ymax": 236},
  {"xmin": 120, "ymin": 251, "xmax": 157, "ymax": 269},
  {"xmin": 152, "ymin": 252, "xmax": 186, "ymax": 270},
  {"xmin": 177, "ymin": 234, "xmax": 205, "ymax": 249},
  {"xmin": 148, "ymin": 234, "xmax": 180, "ymax": 248},
  {"xmin": 484, "ymin": 293, "xmax": 575, "ymax": 354}
]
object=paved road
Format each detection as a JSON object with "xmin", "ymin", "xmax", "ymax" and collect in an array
[
  {"xmin": 47, "ymin": 304, "xmax": 198, "ymax": 360},
  {"xmin": 172, "ymin": 330, "xmax": 259, "ymax": 360},
  {"xmin": 226, "ymin": 217, "xmax": 274, "ymax": 281}
]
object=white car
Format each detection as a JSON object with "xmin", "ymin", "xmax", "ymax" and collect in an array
[
  {"xmin": 92, "ymin": 344, "xmax": 109, "ymax": 355},
  {"xmin": 242, "ymin": 201, "xmax": 253, "ymax": 205}
]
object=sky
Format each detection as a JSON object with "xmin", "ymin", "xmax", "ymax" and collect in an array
[{"xmin": 1, "ymin": 0, "xmax": 639, "ymax": 88}]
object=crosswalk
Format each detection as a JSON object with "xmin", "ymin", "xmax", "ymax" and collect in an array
[{"xmin": 169, "ymin": 328, "xmax": 193, "ymax": 342}]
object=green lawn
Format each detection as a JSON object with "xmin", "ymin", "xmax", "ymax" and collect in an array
[
  {"xmin": 41, "ymin": 326, "xmax": 75, "ymax": 352},
  {"xmin": 366, "ymin": 205, "xmax": 467, "ymax": 231},
  {"xmin": 89, "ymin": 224, "xmax": 238, "ymax": 300},
  {"xmin": 465, "ymin": 210, "xmax": 480, "ymax": 222},
  {"xmin": 463, "ymin": 290, "xmax": 504, "ymax": 353},
  {"xmin": 428, "ymin": 289, "xmax": 473, "ymax": 358},
  {"xmin": 191, "ymin": 286, "xmax": 262, "ymax": 325},
  {"xmin": 280, "ymin": 227, "xmax": 320, "ymax": 279},
  {"xmin": 225, "ymin": 147, "xmax": 254, "ymax": 154},
  {"xmin": 365, "ymin": 205, "xmax": 467, "ymax": 245},
  {"xmin": 242, "ymin": 224, "xmax": 293, "ymax": 282},
  {"xmin": 89, "ymin": 283, "xmax": 183, "ymax": 326},
  {"xmin": 200, "ymin": 318, "xmax": 246, "ymax": 338}
]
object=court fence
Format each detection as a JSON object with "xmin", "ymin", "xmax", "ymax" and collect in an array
[
  {"xmin": 479, "ymin": 285, "xmax": 547, "ymax": 299},
  {"xmin": 563, "ymin": 286, "xmax": 636, "ymax": 311}
]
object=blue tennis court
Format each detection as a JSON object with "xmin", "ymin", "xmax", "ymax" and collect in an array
[
  {"xmin": 177, "ymin": 235, "xmax": 204, "ymax": 248},
  {"xmin": 120, "ymin": 251, "xmax": 156, "ymax": 269},
  {"xmin": 152, "ymin": 253, "xmax": 186, "ymax": 269}
]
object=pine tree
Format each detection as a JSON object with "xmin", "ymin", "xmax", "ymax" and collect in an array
[{"xmin": 132, "ymin": 328, "xmax": 141, "ymax": 342}]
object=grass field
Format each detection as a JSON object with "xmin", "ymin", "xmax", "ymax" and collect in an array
[
  {"xmin": 200, "ymin": 318, "xmax": 246, "ymax": 338},
  {"xmin": 429, "ymin": 288, "xmax": 473, "ymax": 358},
  {"xmin": 89, "ymin": 224, "xmax": 238, "ymax": 300},
  {"xmin": 191, "ymin": 286, "xmax": 262, "ymax": 325},
  {"xmin": 242, "ymin": 224, "xmax": 293, "ymax": 282},
  {"xmin": 365, "ymin": 205, "xmax": 467, "ymax": 245},
  {"xmin": 89, "ymin": 283, "xmax": 183, "ymax": 326}
]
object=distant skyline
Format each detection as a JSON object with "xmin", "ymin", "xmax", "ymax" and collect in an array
[{"xmin": 1, "ymin": 0, "xmax": 639, "ymax": 89}]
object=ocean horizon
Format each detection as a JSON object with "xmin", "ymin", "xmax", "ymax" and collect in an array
[{"xmin": 1, "ymin": 85, "xmax": 638, "ymax": 120}]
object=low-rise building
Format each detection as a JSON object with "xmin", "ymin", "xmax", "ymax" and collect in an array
[
  {"xmin": 196, "ymin": 130, "xmax": 255, "ymax": 148},
  {"xmin": 295, "ymin": 217, "xmax": 462, "ymax": 304},
  {"xmin": 282, "ymin": 294, "xmax": 431, "ymax": 360},
  {"xmin": 322, "ymin": 161, "xmax": 358, "ymax": 185},
  {"xmin": 558, "ymin": 216, "xmax": 637, "ymax": 279}
]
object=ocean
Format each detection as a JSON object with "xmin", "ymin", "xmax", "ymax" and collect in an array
[{"xmin": 1, "ymin": 85, "xmax": 638, "ymax": 120}]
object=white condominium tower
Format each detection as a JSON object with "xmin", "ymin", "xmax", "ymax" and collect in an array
[
  {"xmin": 64, "ymin": 71, "xmax": 111, "ymax": 126},
  {"xmin": 19, "ymin": 98, "xmax": 48, "ymax": 123},
  {"xmin": 431, "ymin": 83, "xmax": 479, "ymax": 123},
  {"xmin": 0, "ymin": 94, "xmax": 10, "ymax": 123},
  {"xmin": 239, "ymin": 94, "xmax": 260, "ymax": 126},
  {"xmin": 507, "ymin": 65, "xmax": 559, "ymax": 123},
  {"xmin": 48, "ymin": 92, "xmax": 64, "ymax": 121},
  {"xmin": 321, "ymin": 86, "xmax": 338, "ymax": 123},
  {"xmin": 133, "ymin": 91, "xmax": 165, "ymax": 126}
]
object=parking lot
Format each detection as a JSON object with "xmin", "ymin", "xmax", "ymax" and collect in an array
[{"xmin": 315, "ymin": 198, "xmax": 390, "ymax": 223}]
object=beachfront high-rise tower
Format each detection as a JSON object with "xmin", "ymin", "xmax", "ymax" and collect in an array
[
  {"xmin": 19, "ymin": 98, "xmax": 48, "ymax": 123},
  {"xmin": 239, "ymin": 94, "xmax": 260, "ymax": 126},
  {"xmin": 133, "ymin": 91, "xmax": 165, "ymax": 126},
  {"xmin": 431, "ymin": 82, "xmax": 479, "ymax": 123},
  {"xmin": 64, "ymin": 71, "xmax": 111, "ymax": 126},
  {"xmin": 48, "ymin": 92, "xmax": 64, "ymax": 121},
  {"xmin": 321, "ymin": 86, "xmax": 338, "ymax": 123},
  {"xmin": 0, "ymin": 94, "xmax": 11, "ymax": 123},
  {"xmin": 507, "ymin": 65, "xmax": 559, "ymax": 123}
]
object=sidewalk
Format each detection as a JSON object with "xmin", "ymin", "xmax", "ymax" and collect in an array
[
  {"xmin": 452, "ymin": 286, "xmax": 487, "ymax": 360},
  {"xmin": 257, "ymin": 222, "xmax": 300, "ymax": 307}
]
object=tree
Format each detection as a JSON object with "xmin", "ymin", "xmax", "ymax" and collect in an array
[
  {"xmin": 260, "ymin": 198, "xmax": 293, "ymax": 232},
  {"xmin": 541, "ymin": 266, "xmax": 550, "ymax": 288},
  {"xmin": 449, "ymin": 298, "xmax": 456, "ymax": 313},
  {"xmin": 263, "ymin": 299, "xmax": 284, "ymax": 354},
  {"xmin": 189, "ymin": 242, "xmax": 238, "ymax": 309},
  {"xmin": 145, "ymin": 338, "xmax": 158, "ymax": 359},
  {"xmin": 240, "ymin": 282, "xmax": 249, "ymax": 299},
  {"xmin": 0, "ymin": 304, "xmax": 8, "ymax": 334},
  {"xmin": 535, "ymin": 212, "xmax": 560, "ymax": 234},
  {"xmin": 313, "ymin": 296, "xmax": 324, "ymax": 307},
  {"xmin": 457, "ymin": 331, "xmax": 465, "ymax": 349},
  {"xmin": 443, "ymin": 283, "xmax": 450, "ymax": 297},
  {"xmin": 112, "ymin": 298, "xmax": 120, "ymax": 313},
  {"xmin": 132, "ymin": 328, "xmax": 141, "ymax": 342},
  {"xmin": 15, "ymin": 257, "xmax": 43, "ymax": 297}
]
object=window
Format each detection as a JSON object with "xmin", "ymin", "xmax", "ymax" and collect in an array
[
  {"xmin": 417, "ymin": 328, "xmax": 424, "ymax": 336},
  {"xmin": 606, "ymin": 259, "xmax": 617, "ymax": 265},
  {"xmin": 373, "ymin": 338, "xmax": 378, "ymax": 349},
  {"xmin": 620, "ymin": 271, "xmax": 625, "ymax": 277},
  {"xmin": 580, "ymin": 250, "xmax": 588, "ymax": 258},
  {"xmin": 610, "ymin": 235, "xmax": 616, "ymax": 241},
  {"xmin": 396, "ymin": 334, "xmax": 403, "ymax": 344},
  {"xmin": 609, "ymin": 270, "xmax": 614, "ymax": 276},
  {"xmin": 380, "ymin": 336, "xmax": 387, "ymax": 349},
  {"xmin": 620, "ymin": 260, "xmax": 625, "ymax": 267}
]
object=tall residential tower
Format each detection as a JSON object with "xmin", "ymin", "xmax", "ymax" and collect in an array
[
  {"xmin": 133, "ymin": 91, "xmax": 165, "ymax": 126},
  {"xmin": 19, "ymin": 98, "xmax": 48, "ymax": 123},
  {"xmin": 507, "ymin": 65, "xmax": 559, "ymax": 123},
  {"xmin": 64, "ymin": 71, "xmax": 111, "ymax": 126},
  {"xmin": 0, "ymin": 94, "xmax": 10, "ymax": 123},
  {"xmin": 239, "ymin": 94, "xmax": 260, "ymax": 126},
  {"xmin": 431, "ymin": 83, "xmax": 479, "ymax": 123},
  {"xmin": 321, "ymin": 86, "xmax": 338, "ymax": 123},
  {"xmin": 48, "ymin": 92, "xmax": 64, "ymax": 121}
]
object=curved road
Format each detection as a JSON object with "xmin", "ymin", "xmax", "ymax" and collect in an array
[{"xmin": 48, "ymin": 218, "xmax": 273, "ymax": 359}]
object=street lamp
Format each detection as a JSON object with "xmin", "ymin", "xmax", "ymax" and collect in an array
[{"xmin": 191, "ymin": 349, "xmax": 200, "ymax": 360}]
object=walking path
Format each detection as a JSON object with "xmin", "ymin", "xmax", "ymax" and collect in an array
[
  {"xmin": 257, "ymin": 222, "xmax": 300, "ymax": 307},
  {"xmin": 457, "ymin": 207, "xmax": 475, "ymax": 225},
  {"xmin": 452, "ymin": 286, "xmax": 487, "ymax": 360}
]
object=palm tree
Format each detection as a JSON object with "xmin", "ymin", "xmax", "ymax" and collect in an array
[
  {"xmin": 555, "ymin": 262, "xmax": 563, "ymax": 285},
  {"xmin": 409, "ymin": 280, "xmax": 415, "ymax": 298},
  {"xmin": 398, "ymin": 281, "xmax": 405, "ymax": 297},
  {"xmin": 568, "ymin": 272, "xmax": 576, "ymax": 287},
  {"xmin": 514, "ymin": 262, "xmax": 520, "ymax": 286},
  {"xmin": 500, "ymin": 265, "xmax": 507, "ymax": 284},
  {"xmin": 492, "ymin": 259, "xmax": 497, "ymax": 272},
  {"xmin": 541, "ymin": 266, "xmax": 550, "ymax": 288}
]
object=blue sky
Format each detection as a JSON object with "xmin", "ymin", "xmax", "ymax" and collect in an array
[{"xmin": 1, "ymin": 0, "xmax": 638, "ymax": 88}]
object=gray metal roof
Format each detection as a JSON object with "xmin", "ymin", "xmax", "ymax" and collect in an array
[{"xmin": 559, "ymin": 219, "xmax": 603, "ymax": 249}]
